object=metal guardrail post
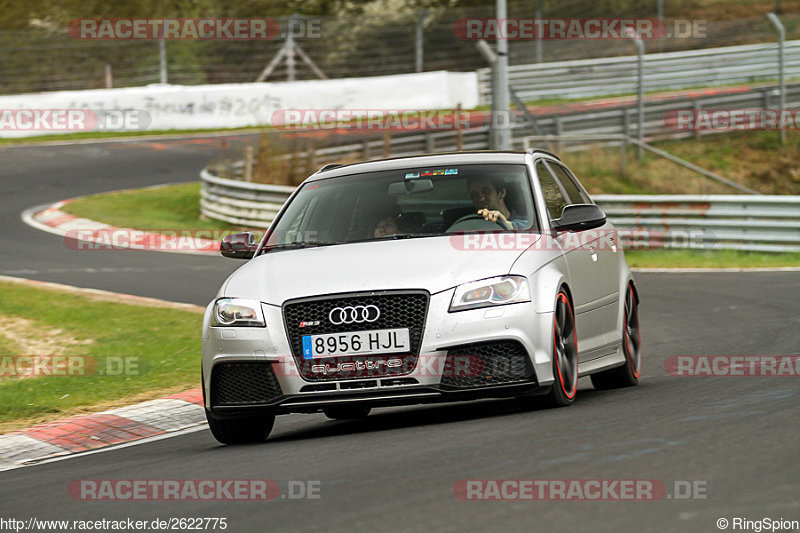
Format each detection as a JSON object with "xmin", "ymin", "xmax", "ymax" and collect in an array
[{"xmin": 767, "ymin": 12, "xmax": 786, "ymax": 145}]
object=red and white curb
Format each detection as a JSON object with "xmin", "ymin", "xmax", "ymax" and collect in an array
[
  {"xmin": 21, "ymin": 195, "xmax": 220, "ymax": 256},
  {"xmin": 0, "ymin": 389, "xmax": 205, "ymax": 471},
  {"xmin": 0, "ymin": 276, "xmax": 209, "ymax": 471}
]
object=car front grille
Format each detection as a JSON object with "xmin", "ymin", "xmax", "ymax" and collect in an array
[
  {"xmin": 440, "ymin": 340, "xmax": 535, "ymax": 388},
  {"xmin": 283, "ymin": 291, "xmax": 429, "ymax": 381},
  {"xmin": 210, "ymin": 362, "xmax": 283, "ymax": 406}
]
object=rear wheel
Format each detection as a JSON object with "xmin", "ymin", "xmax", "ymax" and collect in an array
[
  {"xmin": 206, "ymin": 411, "xmax": 275, "ymax": 445},
  {"xmin": 591, "ymin": 283, "xmax": 641, "ymax": 390},
  {"xmin": 323, "ymin": 406, "xmax": 371, "ymax": 420},
  {"xmin": 543, "ymin": 290, "xmax": 578, "ymax": 407}
]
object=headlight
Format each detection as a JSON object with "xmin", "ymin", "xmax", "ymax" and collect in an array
[
  {"xmin": 211, "ymin": 298, "xmax": 265, "ymax": 327},
  {"xmin": 449, "ymin": 275, "xmax": 531, "ymax": 312}
]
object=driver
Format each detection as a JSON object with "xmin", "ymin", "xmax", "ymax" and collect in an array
[{"xmin": 467, "ymin": 177, "xmax": 527, "ymax": 230}]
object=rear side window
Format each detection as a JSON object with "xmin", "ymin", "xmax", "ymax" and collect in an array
[
  {"xmin": 535, "ymin": 161, "xmax": 568, "ymax": 220},
  {"xmin": 548, "ymin": 163, "xmax": 591, "ymax": 205}
]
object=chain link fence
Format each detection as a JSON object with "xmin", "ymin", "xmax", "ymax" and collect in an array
[{"xmin": 2, "ymin": 1, "xmax": 800, "ymax": 95}]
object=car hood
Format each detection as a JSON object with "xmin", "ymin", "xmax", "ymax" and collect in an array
[{"xmin": 222, "ymin": 235, "xmax": 541, "ymax": 305}]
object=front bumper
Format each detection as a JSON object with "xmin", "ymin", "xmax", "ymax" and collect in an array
[{"xmin": 202, "ymin": 289, "xmax": 556, "ymax": 415}]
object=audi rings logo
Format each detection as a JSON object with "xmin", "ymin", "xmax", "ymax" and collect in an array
[{"xmin": 328, "ymin": 305, "xmax": 381, "ymax": 325}]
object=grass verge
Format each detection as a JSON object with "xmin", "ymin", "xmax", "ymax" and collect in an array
[
  {"xmin": 625, "ymin": 249, "xmax": 800, "ymax": 268},
  {"xmin": 61, "ymin": 183, "xmax": 242, "ymax": 233},
  {"xmin": 0, "ymin": 280, "xmax": 203, "ymax": 433}
]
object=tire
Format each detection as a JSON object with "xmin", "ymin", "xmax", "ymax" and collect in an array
[
  {"xmin": 323, "ymin": 405, "xmax": 372, "ymax": 420},
  {"xmin": 543, "ymin": 290, "xmax": 578, "ymax": 407},
  {"xmin": 206, "ymin": 410, "xmax": 275, "ymax": 445},
  {"xmin": 590, "ymin": 283, "xmax": 641, "ymax": 390}
]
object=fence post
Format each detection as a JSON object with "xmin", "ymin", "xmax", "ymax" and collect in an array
[
  {"xmin": 693, "ymin": 100, "xmax": 701, "ymax": 141},
  {"xmin": 383, "ymin": 131, "xmax": 391, "ymax": 158},
  {"xmin": 456, "ymin": 103, "xmax": 463, "ymax": 151},
  {"xmin": 494, "ymin": 0, "xmax": 511, "ymax": 150},
  {"xmin": 620, "ymin": 111, "xmax": 628, "ymax": 178},
  {"xmin": 767, "ymin": 12, "xmax": 786, "ymax": 145},
  {"xmin": 535, "ymin": 0, "xmax": 543, "ymax": 63},
  {"xmin": 362, "ymin": 140, "xmax": 370, "ymax": 160},
  {"xmin": 415, "ymin": 10, "xmax": 429, "ymax": 73},
  {"xmin": 425, "ymin": 132, "xmax": 435, "ymax": 153},
  {"xmin": 104, "ymin": 64, "xmax": 113, "ymax": 88},
  {"xmin": 553, "ymin": 116, "xmax": 562, "ymax": 154},
  {"xmin": 244, "ymin": 146, "xmax": 254, "ymax": 182},
  {"xmin": 158, "ymin": 38, "xmax": 167, "ymax": 84}
]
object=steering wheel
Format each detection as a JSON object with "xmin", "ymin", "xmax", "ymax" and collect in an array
[{"xmin": 446, "ymin": 213, "xmax": 510, "ymax": 233}]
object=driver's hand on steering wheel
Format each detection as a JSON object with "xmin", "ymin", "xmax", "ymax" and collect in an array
[{"xmin": 477, "ymin": 209, "xmax": 512, "ymax": 230}]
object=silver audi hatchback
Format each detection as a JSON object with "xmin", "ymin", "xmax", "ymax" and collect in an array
[{"xmin": 202, "ymin": 150, "xmax": 641, "ymax": 444}]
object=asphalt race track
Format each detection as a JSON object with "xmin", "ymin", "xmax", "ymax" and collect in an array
[{"xmin": 1, "ymin": 138, "xmax": 799, "ymax": 532}]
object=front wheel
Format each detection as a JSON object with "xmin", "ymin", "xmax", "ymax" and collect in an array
[
  {"xmin": 206, "ymin": 411, "xmax": 275, "ymax": 445},
  {"xmin": 590, "ymin": 283, "xmax": 641, "ymax": 390},
  {"xmin": 543, "ymin": 290, "xmax": 578, "ymax": 407}
]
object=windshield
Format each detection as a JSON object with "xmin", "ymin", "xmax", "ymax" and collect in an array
[{"xmin": 260, "ymin": 163, "xmax": 538, "ymax": 252}]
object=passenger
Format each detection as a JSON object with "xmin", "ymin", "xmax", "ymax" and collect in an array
[{"xmin": 373, "ymin": 215, "xmax": 400, "ymax": 238}]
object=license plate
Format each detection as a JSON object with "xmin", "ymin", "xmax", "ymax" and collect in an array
[{"xmin": 302, "ymin": 328, "xmax": 410, "ymax": 359}]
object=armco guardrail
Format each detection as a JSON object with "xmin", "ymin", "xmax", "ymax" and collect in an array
[
  {"xmin": 200, "ymin": 168, "xmax": 800, "ymax": 252},
  {"xmin": 593, "ymin": 195, "xmax": 800, "ymax": 253},
  {"xmin": 200, "ymin": 168, "xmax": 295, "ymax": 227},
  {"xmin": 478, "ymin": 41, "xmax": 800, "ymax": 103}
]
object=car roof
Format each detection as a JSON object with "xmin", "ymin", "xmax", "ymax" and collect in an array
[{"xmin": 305, "ymin": 149, "xmax": 560, "ymax": 182}]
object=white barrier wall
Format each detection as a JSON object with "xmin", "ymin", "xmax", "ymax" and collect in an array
[{"xmin": 0, "ymin": 70, "xmax": 479, "ymax": 138}]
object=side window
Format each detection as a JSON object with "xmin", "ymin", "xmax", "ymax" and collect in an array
[
  {"xmin": 549, "ymin": 163, "xmax": 591, "ymax": 205},
  {"xmin": 535, "ymin": 161, "xmax": 568, "ymax": 220}
]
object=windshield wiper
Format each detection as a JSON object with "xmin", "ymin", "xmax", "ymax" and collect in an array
[
  {"xmin": 260, "ymin": 241, "xmax": 341, "ymax": 253},
  {"xmin": 379, "ymin": 233, "xmax": 442, "ymax": 240}
]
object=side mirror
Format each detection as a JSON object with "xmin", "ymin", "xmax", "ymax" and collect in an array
[
  {"xmin": 551, "ymin": 204, "xmax": 607, "ymax": 232},
  {"xmin": 220, "ymin": 232, "xmax": 257, "ymax": 259}
]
